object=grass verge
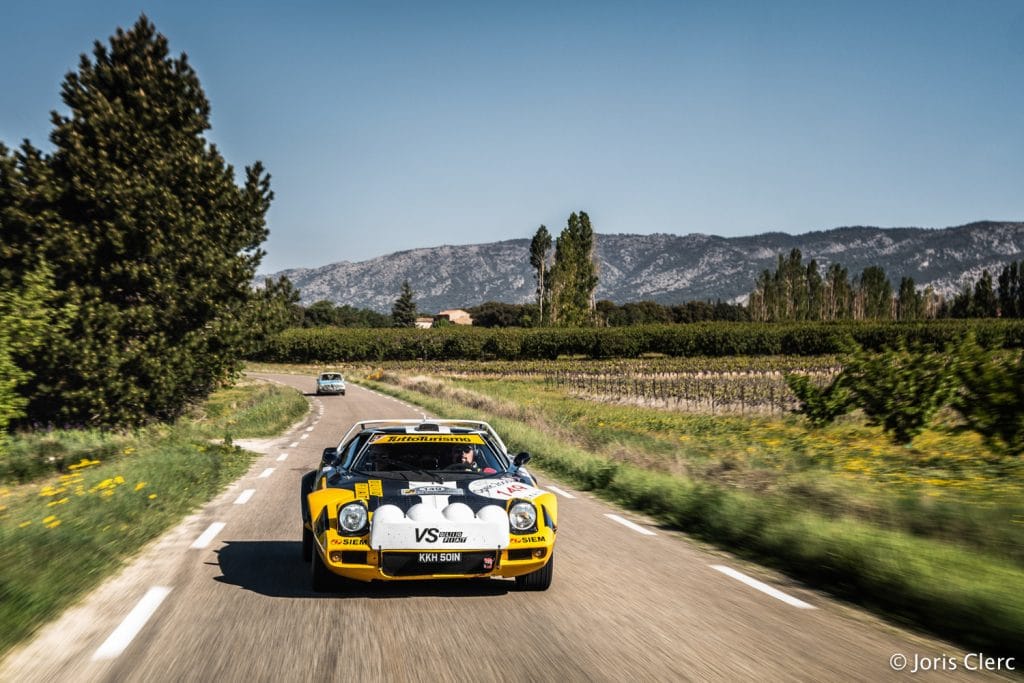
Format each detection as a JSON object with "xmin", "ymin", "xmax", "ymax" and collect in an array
[
  {"xmin": 357, "ymin": 374, "xmax": 1024, "ymax": 656},
  {"xmin": 0, "ymin": 379, "xmax": 308, "ymax": 656}
]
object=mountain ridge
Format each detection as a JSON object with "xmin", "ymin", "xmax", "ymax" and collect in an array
[{"xmin": 259, "ymin": 221, "xmax": 1024, "ymax": 313}]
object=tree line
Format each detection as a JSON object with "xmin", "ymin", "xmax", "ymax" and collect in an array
[
  {"xmin": 0, "ymin": 17, "xmax": 292, "ymax": 434},
  {"xmin": 749, "ymin": 249, "xmax": 1024, "ymax": 322}
]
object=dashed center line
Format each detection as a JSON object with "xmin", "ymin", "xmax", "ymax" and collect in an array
[
  {"xmin": 276, "ymin": 453, "xmax": 289, "ymax": 462},
  {"xmin": 288, "ymin": 441, "xmax": 300, "ymax": 448},
  {"xmin": 546, "ymin": 485, "xmax": 576, "ymax": 499},
  {"xmin": 258, "ymin": 468, "xmax": 275, "ymax": 478},
  {"xmin": 711, "ymin": 565, "xmax": 815, "ymax": 609},
  {"xmin": 234, "ymin": 489, "xmax": 256, "ymax": 505},
  {"xmin": 190, "ymin": 522, "xmax": 226, "ymax": 549},
  {"xmin": 305, "ymin": 426, "xmax": 315, "ymax": 432},
  {"xmin": 92, "ymin": 586, "xmax": 172, "ymax": 661},
  {"xmin": 605, "ymin": 513, "xmax": 656, "ymax": 536},
  {"xmin": 299, "ymin": 434, "xmax": 309, "ymax": 440}
]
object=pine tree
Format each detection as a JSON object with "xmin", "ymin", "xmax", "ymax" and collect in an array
[
  {"xmin": 529, "ymin": 225, "xmax": 551, "ymax": 325},
  {"xmin": 8, "ymin": 16, "xmax": 272, "ymax": 426},
  {"xmin": 391, "ymin": 280, "xmax": 418, "ymax": 327}
]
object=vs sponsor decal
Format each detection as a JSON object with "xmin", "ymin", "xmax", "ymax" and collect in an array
[{"xmin": 414, "ymin": 528, "xmax": 468, "ymax": 544}]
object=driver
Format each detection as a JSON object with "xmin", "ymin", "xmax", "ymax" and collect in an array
[{"xmin": 450, "ymin": 443, "xmax": 479, "ymax": 471}]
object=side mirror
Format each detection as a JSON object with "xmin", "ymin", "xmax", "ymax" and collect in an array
[
  {"xmin": 322, "ymin": 447, "xmax": 341, "ymax": 467},
  {"xmin": 513, "ymin": 452, "xmax": 531, "ymax": 467}
]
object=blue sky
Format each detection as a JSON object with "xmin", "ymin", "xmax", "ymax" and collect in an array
[{"xmin": 2, "ymin": 1, "xmax": 1022, "ymax": 273}]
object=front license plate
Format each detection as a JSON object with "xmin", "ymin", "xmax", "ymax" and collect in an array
[
  {"xmin": 418, "ymin": 552, "xmax": 461, "ymax": 563},
  {"xmin": 381, "ymin": 551, "xmax": 496, "ymax": 576}
]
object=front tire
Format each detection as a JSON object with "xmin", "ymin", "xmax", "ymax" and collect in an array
[
  {"xmin": 515, "ymin": 551, "xmax": 554, "ymax": 591},
  {"xmin": 302, "ymin": 525, "xmax": 313, "ymax": 562},
  {"xmin": 311, "ymin": 551, "xmax": 338, "ymax": 592}
]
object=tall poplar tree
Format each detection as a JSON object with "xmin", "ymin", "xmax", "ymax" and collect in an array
[
  {"xmin": 972, "ymin": 269, "xmax": 998, "ymax": 317},
  {"xmin": 8, "ymin": 16, "xmax": 273, "ymax": 426},
  {"xmin": 997, "ymin": 261, "xmax": 1019, "ymax": 318},
  {"xmin": 529, "ymin": 224, "xmax": 551, "ymax": 325},
  {"xmin": 548, "ymin": 211, "xmax": 599, "ymax": 327},
  {"xmin": 858, "ymin": 266, "xmax": 893, "ymax": 320}
]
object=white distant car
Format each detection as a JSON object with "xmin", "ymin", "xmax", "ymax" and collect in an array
[{"xmin": 315, "ymin": 372, "xmax": 346, "ymax": 396}]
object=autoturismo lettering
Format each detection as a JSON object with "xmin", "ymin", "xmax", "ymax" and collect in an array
[{"xmin": 414, "ymin": 528, "xmax": 468, "ymax": 543}]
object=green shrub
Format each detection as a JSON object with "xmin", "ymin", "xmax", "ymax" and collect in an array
[
  {"xmin": 785, "ymin": 372, "xmax": 854, "ymax": 426},
  {"xmin": 953, "ymin": 336, "xmax": 1024, "ymax": 456},
  {"xmin": 843, "ymin": 341, "xmax": 957, "ymax": 445}
]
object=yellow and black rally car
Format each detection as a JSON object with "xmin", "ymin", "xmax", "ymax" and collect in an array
[{"xmin": 300, "ymin": 419, "xmax": 557, "ymax": 592}]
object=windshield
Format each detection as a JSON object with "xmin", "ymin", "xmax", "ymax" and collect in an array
[
  {"xmin": 319, "ymin": 373, "xmax": 343, "ymax": 381},
  {"xmin": 352, "ymin": 434, "xmax": 502, "ymax": 476}
]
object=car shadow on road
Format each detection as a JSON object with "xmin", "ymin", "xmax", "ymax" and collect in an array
[{"xmin": 214, "ymin": 540, "xmax": 513, "ymax": 599}]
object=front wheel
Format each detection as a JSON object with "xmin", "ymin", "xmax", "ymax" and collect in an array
[
  {"xmin": 311, "ymin": 551, "xmax": 339, "ymax": 592},
  {"xmin": 302, "ymin": 525, "xmax": 313, "ymax": 562},
  {"xmin": 514, "ymin": 551, "xmax": 554, "ymax": 591}
]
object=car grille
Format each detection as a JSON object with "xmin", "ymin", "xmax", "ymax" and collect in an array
[{"xmin": 380, "ymin": 551, "xmax": 498, "ymax": 576}]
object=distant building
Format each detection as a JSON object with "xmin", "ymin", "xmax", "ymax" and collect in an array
[
  {"xmin": 414, "ymin": 316, "xmax": 435, "ymax": 329},
  {"xmin": 436, "ymin": 309, "xmax": 474, "ymax": 326}
]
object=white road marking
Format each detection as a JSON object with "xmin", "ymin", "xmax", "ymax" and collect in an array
[
  {"xmin": 258, "ymin": 468, "xmax": 275, "ymax": 478},
  {"xmin": 299, "ymin": 434, "xmax": 309, "ymax": 440},
  {"xmin": 711, "ymin": 565, "xmax": 815, "ymax": 609},
  {"xmin": 190, "ymin": 522, "xmax": 226, "ymax": 549},
  {"xmin": 305, "ymin": 426, "xmax": 315, "ymax": 432},
  {"xmin": 288, "ymin": 441, "xmax": 300, "ymax": 448},
  {"xmin": 545, "ymin": 485, "xmax": 576, "ymax": 499},
  {"xmin": 605, "ymin": 513, "xmax": 656, "ymax": 536},
  {"xmin": 234, "ymin": 489, "xmax": 256, "ymax": 505},
  {"xmin": 92, "ymin": 586, "xmax": 172, "ymax": 661},
  {"xmin": 276, "ymin": 453, "xmax": 289, "ymax": 462}
]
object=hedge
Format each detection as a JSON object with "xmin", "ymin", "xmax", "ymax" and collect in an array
[{"xmin": 252, "ymin": 320, "xmax": 1024, "ymax": 363}]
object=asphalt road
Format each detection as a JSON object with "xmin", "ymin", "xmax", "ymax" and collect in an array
[{"xmin": 0, "ymin": 374, "xmax": 1013, "ymax": 682}]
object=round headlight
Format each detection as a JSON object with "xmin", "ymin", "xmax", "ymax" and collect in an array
[
  {"xmin": 338, "ymin": 503, "xmax": 367, "ymax": 533},
  {"xmin": 508, "ymin": 501, "xmax": 537, "ymax": 532}
]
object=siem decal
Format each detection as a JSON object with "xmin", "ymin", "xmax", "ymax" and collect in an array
[
  {"xmin": 354, "ymin": 483, "xmax": 369, "ymax": 498},
  {"xmin": 368, "ymin": 480, "xmax": 383, "ymax": 497}
]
